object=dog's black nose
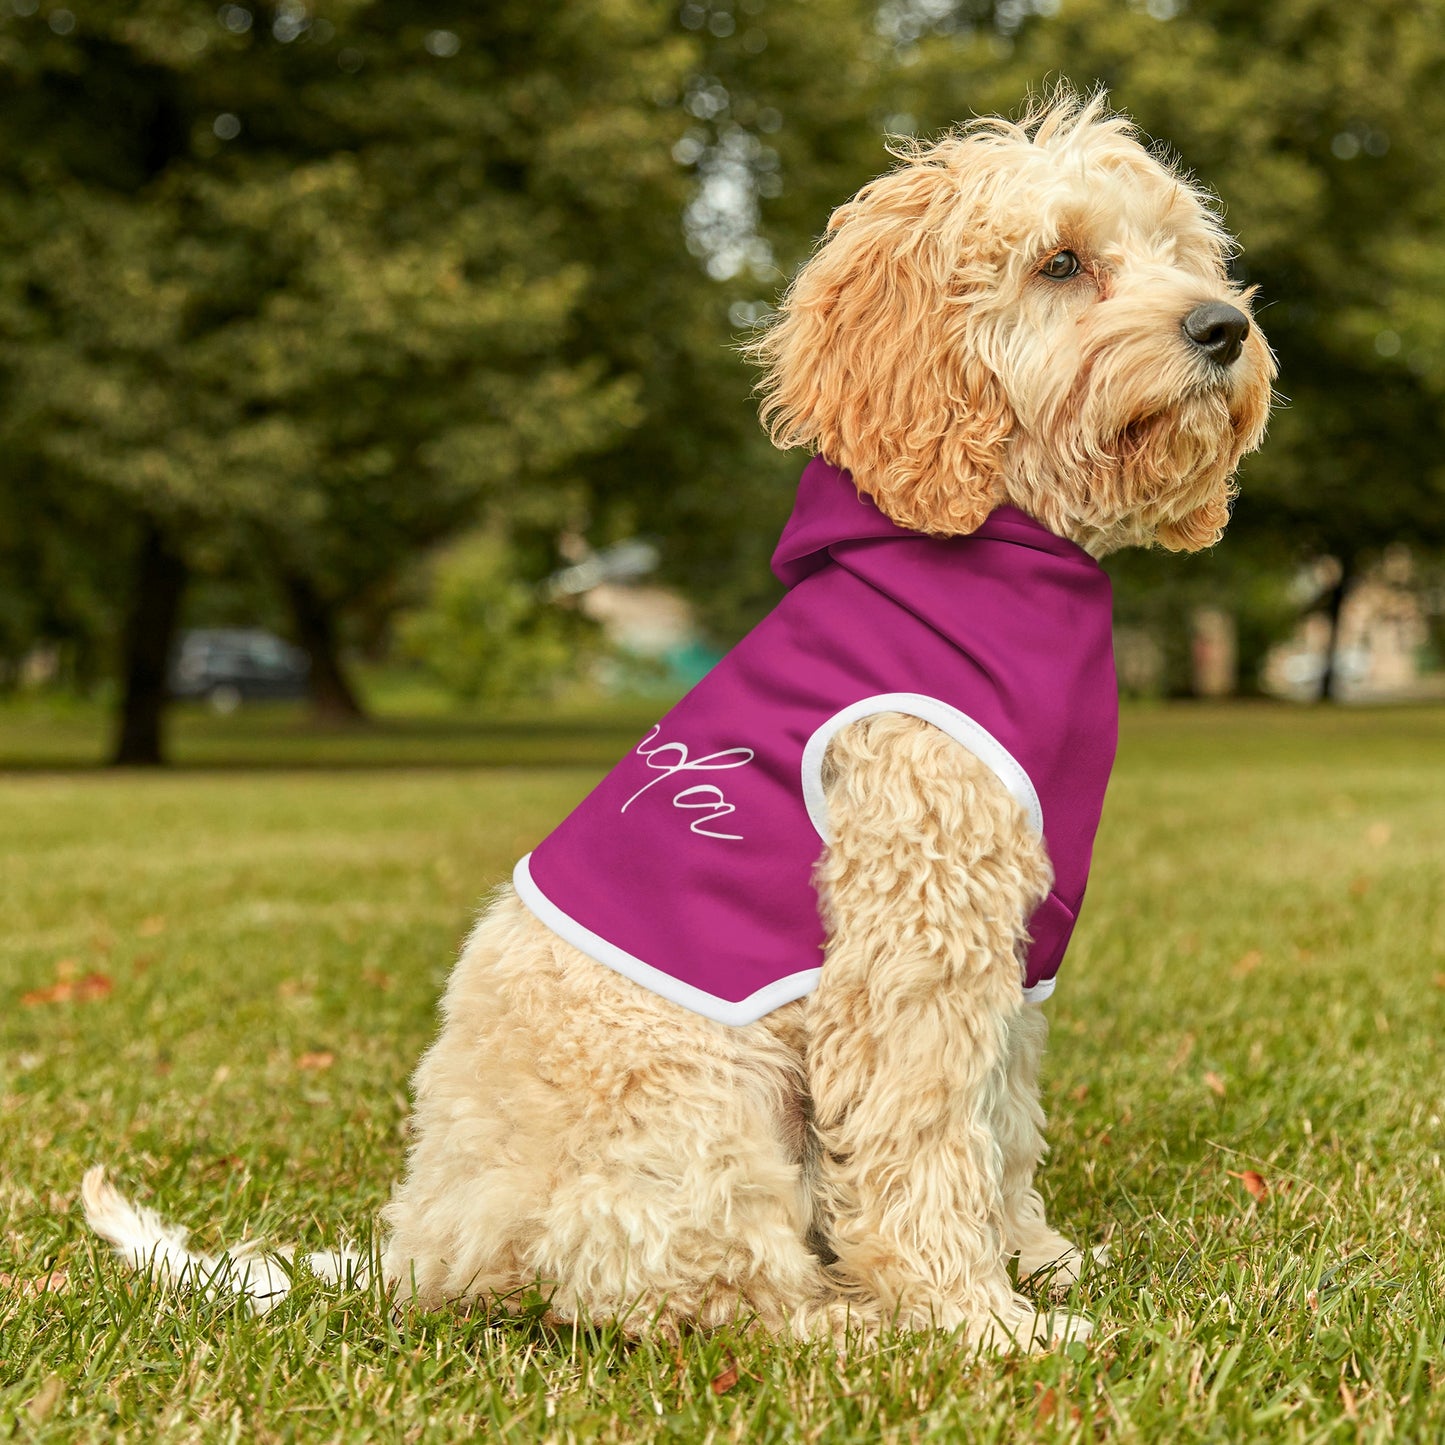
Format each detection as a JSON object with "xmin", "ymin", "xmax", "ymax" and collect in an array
[{"xmin": 1182, "ymin": 302, "xmax": 1250, "ymax": 367}]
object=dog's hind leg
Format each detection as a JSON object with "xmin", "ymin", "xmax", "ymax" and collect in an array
[
  {"xmin": 804, "ymin": 713, "xmax": 1091, "ymax": 1350},
  {"xmin": 383, "ymin": 893, "xmax": 834, "ymax": 1339}
]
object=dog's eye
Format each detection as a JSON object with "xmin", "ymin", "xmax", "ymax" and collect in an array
[{"xmin": 1040, "ymin": 250, "xmax": 1081, "ymax": 280}]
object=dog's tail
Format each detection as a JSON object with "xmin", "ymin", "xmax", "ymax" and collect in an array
[{"xmin": 81, "ymin": 1165, "xmax": 368, "ymax": 1315}]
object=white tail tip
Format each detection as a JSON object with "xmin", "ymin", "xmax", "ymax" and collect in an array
[{"xmin": 81, "ymin": 1166, "xmax": 369, "ymax": 1315}]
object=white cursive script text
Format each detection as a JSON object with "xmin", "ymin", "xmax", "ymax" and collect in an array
[{"xmin": 621, "ymin": 725, "xmax": 754, "ymax": 840}]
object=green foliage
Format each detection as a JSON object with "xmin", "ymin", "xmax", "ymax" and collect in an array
[
  {"xmin": 0, "ymin": 0, "xmax": 889, "ymax": 681},
  {"xmin": 535, "ymin": 0, "xmax": 886, "ymax": 643},
  {"xmin": 0, "ymin": 2, "xmax": 685, "ymax": 608},
  {"xmin": 0, "ymin": 0, "xmax": 702, "ymax": 718},
  {"xmin": 5, "ymin": 0, "xmax": 1445, "ymax": 699},
  {"xmin": 397, "ymin": 533, "xmax": 595, "ymax": 705}
]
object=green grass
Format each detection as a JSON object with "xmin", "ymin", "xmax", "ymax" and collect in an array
[
  {"xmin": 2, "ymin": 702, "xmax": 1443, "ymax": 1442},
  {"xmin": 0, "ymin": 685, "xmax": 670, "ymax": 771}
]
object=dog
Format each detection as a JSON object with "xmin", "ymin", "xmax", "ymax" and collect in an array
[{"xmin": 85, "ymin": 89, "xmax": 1274, "ymax": 1351}]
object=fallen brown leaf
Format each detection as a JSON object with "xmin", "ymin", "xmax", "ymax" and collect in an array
[
  {"xmin": 296, "ymin": 1051, "xmax": 335, "ymax": 1072},
  {"xmin": 1168, "ymin": 1034, "xmax": 1196, "ymax": 1072},
  {"xmin": 21, "ymin": 982, "xmax": 69, "ymax": 1006},
  {"xmin": 710, "ymin": 1359, "xmax": 739, "ymax": 1396},
  {"xmin": 1348, "ymin": 876, "xmax": 1372, "ymax": 899},
  {"xmin": 1228, "ymin": 1169, "xmax": 1268, "ymax": 1201},
  {"xmin": 1204, "ymin": 1071, "xmax": 1227, "ymax": 1098},
  {"xmin": 21, "ymin": 972, "xmax": 113, "ymax": 1007},
  {"xmin": 1034, "ymin": 1385, "xmax": 1058, "ymax": 1426},
  {"xmin": 1070, "ymin": 1083, "xmax": 1089, "ymax": 1103},
  {"xmin": 1433, "ymin": 973, "xmax": 1445, "ymax": 990},
  {"xmin": 0, "ymin": 1268, "xmax": 69, "ymax": 1298},
  {"xmin": 1232, "ymin": 950, "xmax": 1263, "ymax": 977},
  {"xmin": 361, "ymin": 968, "xmax": 394, "ymax": 991}
]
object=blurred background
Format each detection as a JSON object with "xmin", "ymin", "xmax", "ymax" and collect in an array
[{"xmin": 2, "ymin": 0, "xmax": 1444, "ymax": 766}]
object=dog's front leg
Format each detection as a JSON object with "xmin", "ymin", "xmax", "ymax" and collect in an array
[
  {"xmin": 994, "ymin": 1003, "xmax": 1097, "ymax": 1289},
  {"xmin": 806, "ymin": 712, "xmax": 1088, "ymax": 1350}
]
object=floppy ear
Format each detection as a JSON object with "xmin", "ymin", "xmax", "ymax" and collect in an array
[{"xmin": 749, "ymin": 150, "xmax": 1013, "ymax": 536}]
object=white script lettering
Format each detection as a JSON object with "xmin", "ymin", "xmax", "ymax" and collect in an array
[{"xmin": 621, "ymin": 726, "xmax": 754, "ymax": 840}]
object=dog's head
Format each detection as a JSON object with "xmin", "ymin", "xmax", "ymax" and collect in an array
[{"xmin": 751, "ymin": 89, "xmax": 1275, "ymax": 554}]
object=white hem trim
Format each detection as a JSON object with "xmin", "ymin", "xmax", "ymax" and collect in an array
[
  {"xmin": 799, "ymin": 691, "xmax": 1044, "ymax": 842},
  {"xmin": 1021, "ymin": 977, "xmax": 1056, "ymax": 1004},
  {"xmin": 512, "ymin": 853, "xmax": 822, "ymax": 1027}
]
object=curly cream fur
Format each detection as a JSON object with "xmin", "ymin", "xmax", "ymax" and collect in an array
[
  {"xmin": 748, "ymin": 88, "xmax": 1274, "ymax": 554},
  {"xmin": 804, "ymin": 714, "xmax": 1083, "ymax": 1342},
  {"xmin": 85, "ymin": 88, "xmax": 1271, "ymax": 1356},
  {"xmin": 381, "ymin": 716, "xmax": 1087, "ymax": 1350},
  {"xmin": 380, "ymin": 896, "xmax": 827, "ymax": 1336}
]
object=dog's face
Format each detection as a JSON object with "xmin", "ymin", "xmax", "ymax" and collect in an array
[{"xmin": 753, "ymin": 93, "xmax": 1275, "ymax": 554}]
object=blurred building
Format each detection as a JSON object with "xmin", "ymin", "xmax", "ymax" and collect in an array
[
  {"xmin": 1262, "ymin": 550, "xmax": 1439, "ymax": 701},
  {"xmin": 547, "ymin": 540, "xmax": 721, "ymax": 690}
]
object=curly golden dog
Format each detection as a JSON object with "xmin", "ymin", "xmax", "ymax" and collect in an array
[{"xmin": 86, "ymin": 90, "xmax": 1274, "ymax": 1352}]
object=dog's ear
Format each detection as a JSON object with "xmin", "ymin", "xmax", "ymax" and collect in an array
[{"xmin": 749, "ymin": 150, "xmax": 1013, "ymax": 536}]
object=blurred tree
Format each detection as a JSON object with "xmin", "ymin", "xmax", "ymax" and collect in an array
[
  {"xmin": 0, "ymin": 456, "xmax": 129, "ymax": 694},
  {"xmin": 0, "ymin": 0, "xmax": 691, "ymax": 758},
  {"xmin": 0, "ymin": 0, "xmax": 903, "ymax": 753},
  {"xmin": 570, "ymin": 0, "xmax": 887, "ymax": 641},
  {"xmin": 396, "ymin": 530, "xmax": 596, "ymax": 705},
  {"xmin": 9, "ymin": 0, "xmax": 1444, "ymax": 742}
]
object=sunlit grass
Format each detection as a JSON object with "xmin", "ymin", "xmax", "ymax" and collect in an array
[{"xmin": 2, "ymin": 703, "xmax": 1442, "ymax": 1441}]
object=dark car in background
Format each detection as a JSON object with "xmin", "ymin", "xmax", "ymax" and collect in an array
[{"xmin": 169, "ymin": 629, "xmax": 310, "ymax": 712}]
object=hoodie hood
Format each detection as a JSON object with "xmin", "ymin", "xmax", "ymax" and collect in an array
[{"xmin": 771, "ymin": 456, "xmax": 1098, "ymax": 589}]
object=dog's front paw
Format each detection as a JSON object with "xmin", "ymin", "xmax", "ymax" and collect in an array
[
  {"xmin": 1018, "ymin": 1239, "xmax": 1110, "ymax": 1295},
  {"xmin": 970, "ymin": 1296, "xmax": 1093, "ymax": 1353}
]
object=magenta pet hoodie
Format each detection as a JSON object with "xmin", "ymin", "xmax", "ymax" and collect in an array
[{"xmin": 514, "ymin": 456, "xmax": 1119, "ymax": 1026}]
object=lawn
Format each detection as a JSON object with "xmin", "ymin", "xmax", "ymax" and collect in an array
[{"xmin": 2, "ymin": 701, "xmax": 1443, "ymax": 1442}]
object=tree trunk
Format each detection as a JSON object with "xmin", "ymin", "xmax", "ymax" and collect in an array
[
  {"xmin": 1316, "ymin": 554, "xmax": 1355, "ymax": 703},
  {"xmin": 283, "ymin": 572, "xmax": 367, "ymax": 724},
  {"xmin": 111, "ymin": 521, "xmax": 187, "ymax": 766}
]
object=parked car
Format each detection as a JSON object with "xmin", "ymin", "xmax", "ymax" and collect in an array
[{"xmin": 169, "ymin": 629, "xmax": 310, "ymax": 712}]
